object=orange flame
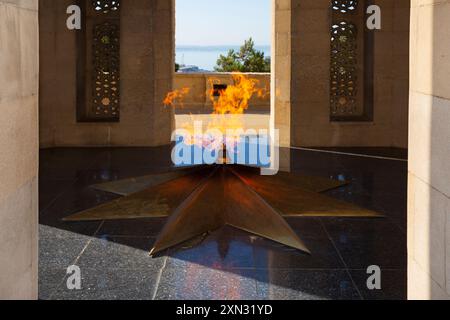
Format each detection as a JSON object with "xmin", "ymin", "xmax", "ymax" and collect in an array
[
  {"xmin": 163, "ymin": 74, "xmax": 267, "ymax": 115},
  {"xmin": 163, "ymin": 87, "xmax": 190, "ymax": 107},
  {"xmin": 163, "ymin": 74, "xmax": 269, "ymax": 152},
  {"xmin": 208, "ymin": 73, "xmax": 267, "ymax": 115}
]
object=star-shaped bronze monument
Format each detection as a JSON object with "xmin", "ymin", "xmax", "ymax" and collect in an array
[{"xmin": 64, "ymin": 165, "xmax": 380, "ymax": 255}]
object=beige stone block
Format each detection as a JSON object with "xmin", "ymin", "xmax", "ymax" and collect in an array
[
  {"xmin": 18, "ymin": 8, "xmax": 38, "ymax": 96},
  {"xmin": 409, "ymin": 92, "xmax": 450, "ymax": 198},
  {"xmin": 0, "ymin": 95, "xmax": 38, "ymax": 204},
  {"xmin": 292, "ymin": 31, "xmax": 329, "ymax": 57},
  {"xmin": 0, "ymin": 3, "xmax": 21, "ymax": 101},
  {"xmin": 408, "ymin": 172, "xmax": 416, "ymax": 259},
  {"xmin": 410, "ymin": 4, "xmax": 434, "ymax": 95},
  {"xmin": 293, "ymin": 0, "xmax": 329, "ymax": 10},
  {"xmin": 447, "ymin": 198, "xmax": 450, "ymax": 295},
  {"xmin": 409, "ymin": 4, "xmax": 418, "ymax": 79},
  {"xmin": 412, "ymin": 177, "xmax": 447, "ymax": 288},
  {"xmin": 292, "ymin": 8, "xmax": 329, "ymax": 33},
  {"xmin": 0, "ymin": 178, "xmax": 37, "ymax": 300},
  {"xmin": 3, "ymin": 0, "xmax": 37, "ymax": 10},
  {"xmin": 276, "ymin": 32, "xmax": 290, "ymax": 57},
  {"xmin": 276, "ymin": 0, "xmax": 292, "ymax": 11},
  {"xmin": 408, "ymin": 256, "xmax": 449, "ymax": 300},
  {"xmin": 275, "ymin": 123, "xmax": 290, "ymax": 148},
  {"xmin": 275, "ymin": 75, "xmax": 291, "ymax": 103},
  {"xmin": 292, "ymin": 101, "xmax": 329, "ymax": 127},
  {"xmin": 292, "ymin": 54, "xmax": 329, "ymax": 81},
  {"xmin": 292, "ymin": 78, "xmax": 329, "ymax": 103},
  {"xmin": 275, "ymin": 9, "xmax": 291, "ymax": 34},
  {"xmin": 428, "ymin": 4, "xmax": 450, "ymax": 100},
  {"xmin": 409, "ymin": 0, "xmax": 450, "ymax": 300},
  {"xmin": 274, "ymin": 100, "xmax": 290, "ymax": 125},
  {"xmin": 408, "ymin": 91, "xmax": 432, "ymax": 182}
]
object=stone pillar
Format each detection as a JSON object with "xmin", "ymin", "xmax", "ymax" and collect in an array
[
  {"xmin": 290, "ymin": 0, "xmax": 329, "ymax": 147},
  {"xmin": 272, "ymin": 0, "xmax": 292, "ymax": 148},
  {"xmin": 0, "ymin": 0, "xmax": 39, "ymax": 299},
  {"xmin": 151, "ymin": 0, "xmax": 176, "ymax": 146},
  {"xmin": 290, "ymin": 0, "xmax": 410, "ymax": 148},
  {"xmin": 408, "ymin": 0, "xmax": 450, "ymax": 300},
  {"xmin": 39, "ymin": 0, "xmax": 174, "ymax": 147}
]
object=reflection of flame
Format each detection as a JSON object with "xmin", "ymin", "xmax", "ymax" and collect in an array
[{"xmin": 163, "ymin": 74, "xmax": 268, "ymax": 154}]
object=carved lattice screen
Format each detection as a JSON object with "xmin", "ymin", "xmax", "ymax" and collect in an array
[
  {"xmin": 330, "ymin": 0, "xmax": 373, "ymax": 121},
  {"xmin": 77, "ymin": 0, "xmax": 121, "ymax": 122}
]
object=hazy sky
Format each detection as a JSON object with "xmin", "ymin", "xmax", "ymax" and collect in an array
[{"xmin": 176, "ymin": 0, "xmax": 271, "ymax": 46}]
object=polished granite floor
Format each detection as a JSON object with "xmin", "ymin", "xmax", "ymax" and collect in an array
[{"xmin": 38, "ymin": 146, "xmax": 407, "ymax": 300}]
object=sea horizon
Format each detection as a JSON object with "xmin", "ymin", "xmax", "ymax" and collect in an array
[{"xmin": 176, "ymin": 44, "xmax": 271, "ymax": 71}]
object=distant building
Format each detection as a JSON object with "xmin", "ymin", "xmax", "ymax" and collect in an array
[{"xmin": 178, "ymin": 65, "xmax": 210, "ymax": 73}]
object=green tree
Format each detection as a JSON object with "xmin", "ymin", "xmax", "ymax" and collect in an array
[{"xmin": 214, "ymin": 38, "xmax": 271, "ymax": 73}]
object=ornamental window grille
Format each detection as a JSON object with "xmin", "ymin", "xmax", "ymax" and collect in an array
[
  {"xmin": 77, "ymin": 0, "xmax": 121, "ymax": 122},
  {"xmin": 330, "ymin": 0, "xmax": 373, "ymax": 121}
]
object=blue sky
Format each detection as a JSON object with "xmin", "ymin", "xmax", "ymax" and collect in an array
[{"xmin": 176, "ymin": 0, "xmax": 271, "ymax": 46}]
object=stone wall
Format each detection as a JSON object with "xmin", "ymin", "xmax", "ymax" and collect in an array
[
  {"xmin": 173, "ymin": 73, "xmax": 270, "ymax": 114},
  {"xmin": 39, "ymin": 0, "xmax": 174, "ymax": 147},
  {"xmin": 290, "ymin": 0, "xmax": 410, "ymax": 148},
  {"xmin": 408, "ymin": 0, "xmax": 450, "ymax": 300},
  {"xmin": 0, "ymin": 0, "xmax": 38, "ymax": 299}
]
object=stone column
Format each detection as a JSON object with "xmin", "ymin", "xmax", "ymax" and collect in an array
[
  {"xmin": 408, "ymin": 0, "xmax": 450, "ymax": 300},
  {"xmin": 272, "ymin": 0, "xmax": 292, "ymax": 148},
  {"xmin": 151, "ymin": 0, "xmax": 176, "ymax": 146},
  {"xmin": 0, "ymin": 0, "xmax": 39, "ymax": 299},
  {"xmin": 289, "ymin": 0, "xmax": 410, "ymax": 148},
  {"xmin": 39, "ymin": 0, "xmax": 174, "ymax": 147}
]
